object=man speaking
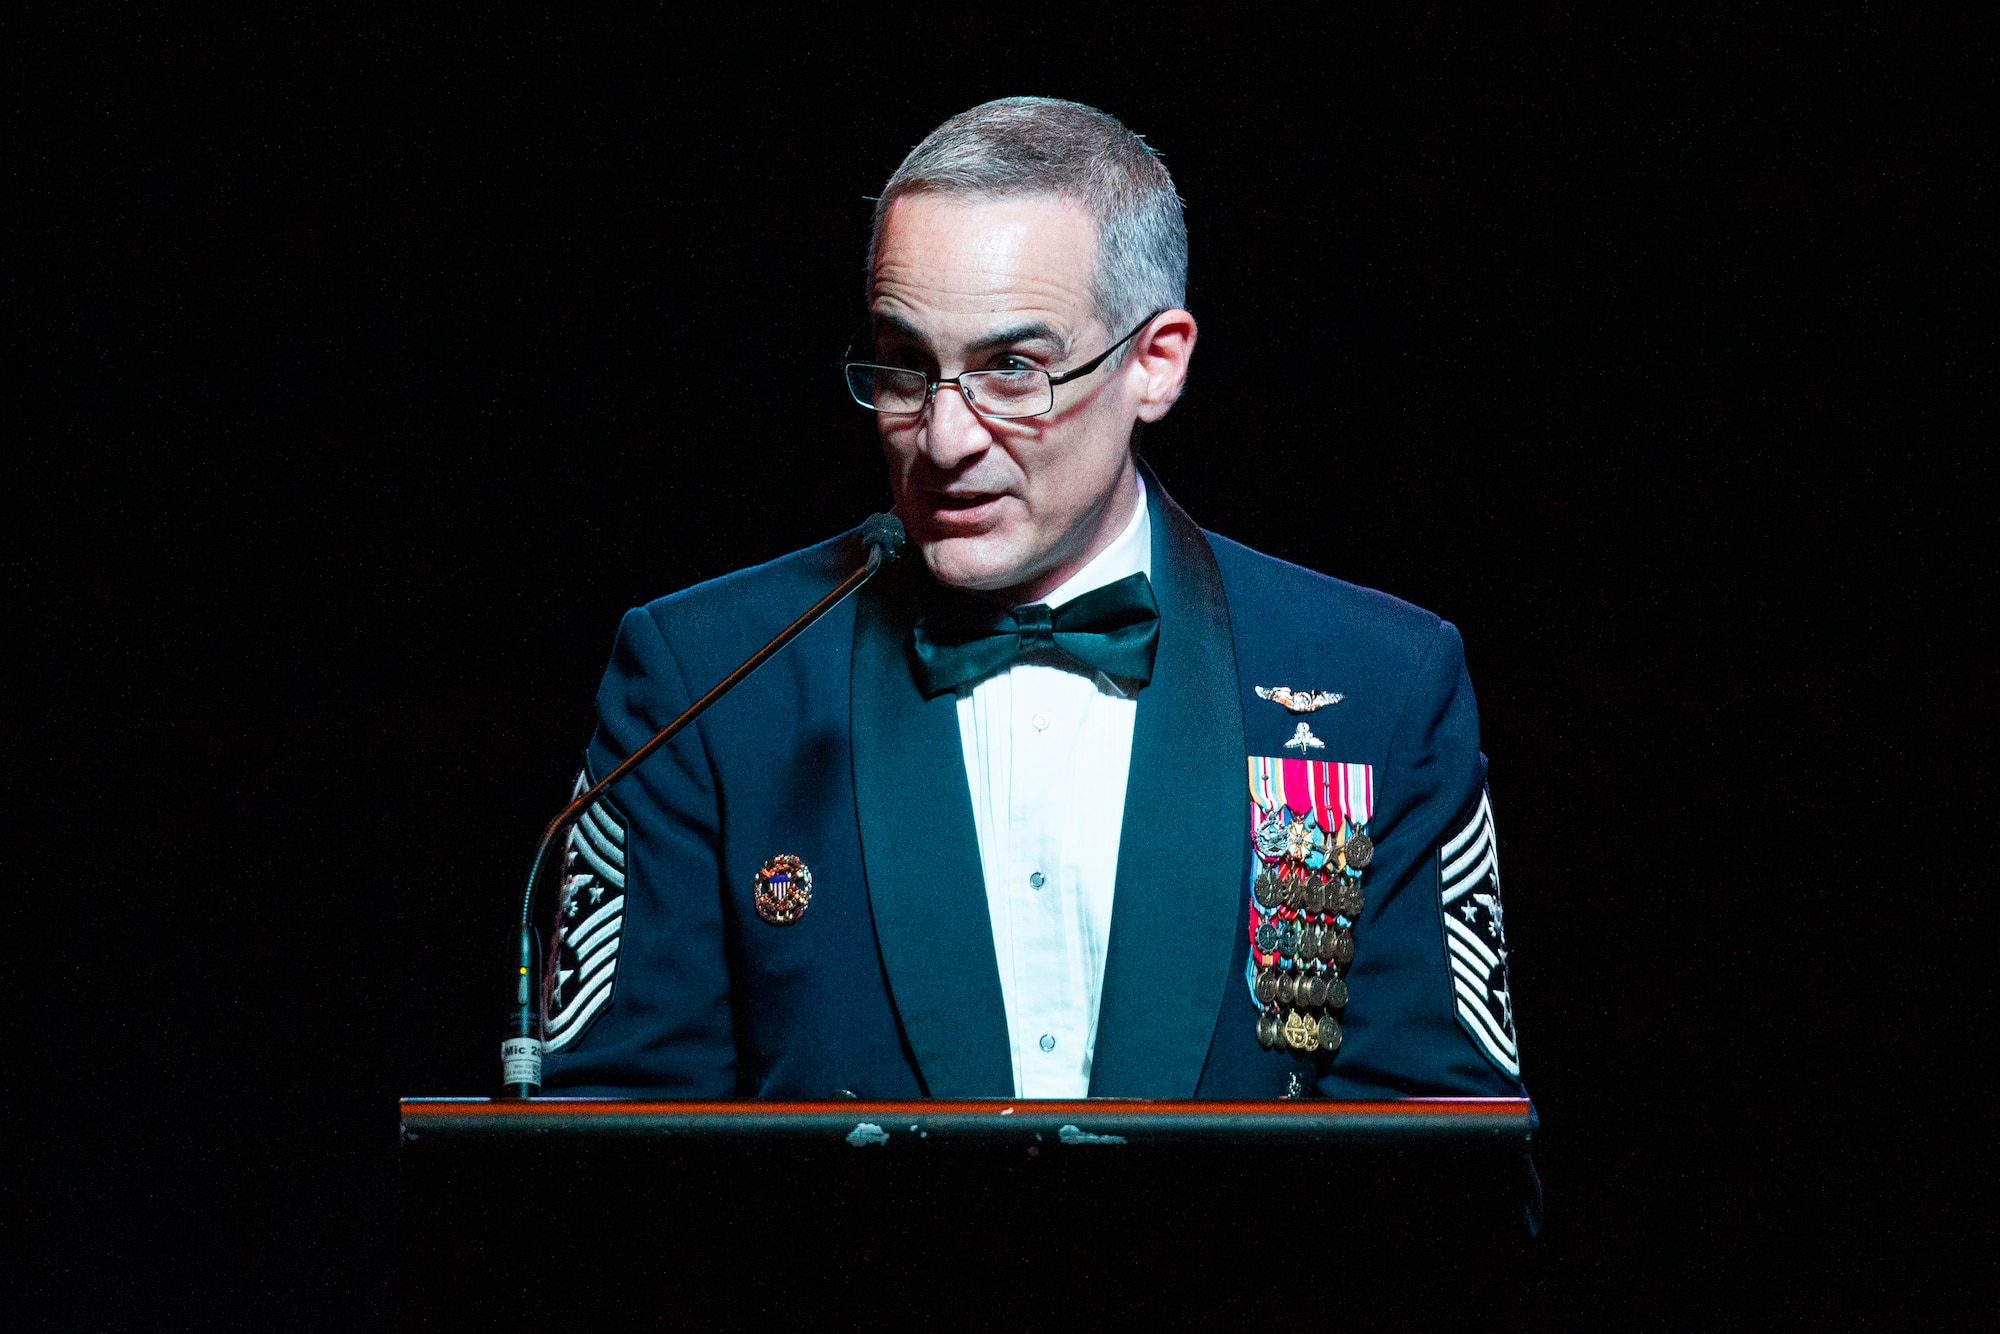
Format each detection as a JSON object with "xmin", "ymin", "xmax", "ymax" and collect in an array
[{"xmin": 541, "ymin": 98, "xmax": 1526, "ymax": 1102}]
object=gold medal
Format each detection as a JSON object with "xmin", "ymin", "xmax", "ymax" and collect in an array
[{"xmin": 1283, "ymin": 1008, "xmax": 1314, "ymax": 1051}]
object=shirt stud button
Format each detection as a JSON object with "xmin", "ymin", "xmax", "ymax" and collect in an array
[
  {"xmin": 1029, "ymin": 871, "xmax": 1046, "ymax": 889},
  {"xmin": 1031, "ymin": 713, "xmax": 1049, "ymax": 731},
  {"xmin": 1039, "ymin": 1034, "xmax": 1056, "ymax": 1052}
]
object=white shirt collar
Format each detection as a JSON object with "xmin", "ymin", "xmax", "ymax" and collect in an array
[{"xmin": 1035, "ymin": 474, "xmax": 1151, "ymax": 611}]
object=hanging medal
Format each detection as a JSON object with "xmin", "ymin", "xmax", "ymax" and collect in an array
[{"xmin": 1244, "ymin": 755, "xmax": 1376, "ymax": 1062}]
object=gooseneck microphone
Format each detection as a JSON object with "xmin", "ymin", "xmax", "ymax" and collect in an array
[{"xmin": 501, "ymin": 513, "xmax": 906, "ymax": 1097}]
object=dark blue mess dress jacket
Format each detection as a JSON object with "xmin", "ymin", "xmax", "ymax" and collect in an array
[{"xmin": 542, "ymin": 466, "xmax": 1528, "ymax": 1102}]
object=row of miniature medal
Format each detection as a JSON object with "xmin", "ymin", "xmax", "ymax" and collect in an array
[{"xmin": 1251, "ymin": 812, "xmax": 1372, "ymax": 1055}]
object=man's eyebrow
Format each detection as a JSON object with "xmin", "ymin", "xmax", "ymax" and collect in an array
[
  {"xmin": 869, "ymin": 313, "xmax": 1069, "ymax": 357},
  {"xmin": 868, "ymin": 312, "xmax": 928, "ymax": 346},
  {"xmin": 966, "ymin": 322, "xmax": 1067, "ymax": 356}
]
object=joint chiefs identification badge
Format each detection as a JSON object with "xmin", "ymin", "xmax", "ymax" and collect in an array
[
  {"xmin": 1439, "ymin": 785, "xmax": 1520, "ymax": 1078},
  {"xmin": 754, "ymin": 854, "xmax": 813, "ymax": 926}
]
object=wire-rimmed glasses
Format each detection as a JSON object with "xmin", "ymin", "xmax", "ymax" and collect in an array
[{"xmin": 842, "ymin": 311, "xmax": 1165, "ymax": 419}]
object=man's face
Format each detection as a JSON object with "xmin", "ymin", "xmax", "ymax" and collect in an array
[{"xmin": 868, "ymin": 192, "xmax": 1189, "ymax": 601}]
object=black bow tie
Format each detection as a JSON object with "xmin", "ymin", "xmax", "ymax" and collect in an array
[{"xmin": 911, "ymin": 571, "xmax": 1161, "ymax": 697}]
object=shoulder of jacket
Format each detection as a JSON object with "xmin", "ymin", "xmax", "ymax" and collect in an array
[
  {"xmin": 632, "ymin": 529, "xmax": 862, "ymax": 639},
  {"xmin": 1202, "ymin": 528, "xmax": 1449, "ymax": 661}
]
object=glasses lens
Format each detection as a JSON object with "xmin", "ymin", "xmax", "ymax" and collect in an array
[
  {"xmin": 961, "ymin": 369, "xmax": 1054, "ymax": 419},
  {"xmin": 846, "ymin": 364, "xmax": 928, "ymax": 414}
]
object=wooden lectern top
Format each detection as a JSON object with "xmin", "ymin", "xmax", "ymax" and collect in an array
[{"xmin": 399, "ymin": 1095, "xmax": 1531, "ymax": 1144}]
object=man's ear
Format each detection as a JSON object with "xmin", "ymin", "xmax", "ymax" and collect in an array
[{"xmin": 1132, "ymin": 309, "xmax": 1198, "ymax": 422}]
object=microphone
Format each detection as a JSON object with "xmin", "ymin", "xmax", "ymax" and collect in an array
[
  {"xmin": 859, "ymin": 511, "xmax": 906, "ymax": 564},
  {"xmin": 501, "ymin": 513, "xmax": 907, "ymax": 1097}
]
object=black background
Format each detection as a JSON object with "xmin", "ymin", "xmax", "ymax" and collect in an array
[{"xmin": 11, "ymin": 8, "xmax": 1987, "ymax": 1329}]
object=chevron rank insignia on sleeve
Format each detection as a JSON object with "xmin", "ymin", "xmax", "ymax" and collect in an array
[
  {"xmin": 543, "ymin": 767, "xmax": 627, "ymax": 1052},
  {"xmin": 1439, "ymin": 786, "xmax": 1519, "ymax": 1077}
]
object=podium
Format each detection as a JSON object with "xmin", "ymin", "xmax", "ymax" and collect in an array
[{"xmin": 400, "ymin": 1097, "xmax": 1537, "ymax": 1328}]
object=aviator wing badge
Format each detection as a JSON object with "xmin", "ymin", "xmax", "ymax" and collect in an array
[{"xmin": 1255, "ymin": 686, "xmax": 1345, "ymax": 713}]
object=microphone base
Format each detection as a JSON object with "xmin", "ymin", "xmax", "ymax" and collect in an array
[{"xmin": 500, "ymin": 1032, "xmax": 544, "ymax": 1096}]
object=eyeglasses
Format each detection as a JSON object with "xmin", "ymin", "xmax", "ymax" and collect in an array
[{"xmin": 842, "ymin": 311, "xmax": 1165, "ymax": 419}]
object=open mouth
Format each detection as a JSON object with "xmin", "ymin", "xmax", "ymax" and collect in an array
[
  {"xmin": 931, "ymin": 491, "xmax": 1000, "ymax": 511},
  {"xmin": 919, "ymin": 490, "xmax": 1009, "ymax": 534}
]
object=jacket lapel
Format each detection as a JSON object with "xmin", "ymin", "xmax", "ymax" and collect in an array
[
  {"xmin": 851, "ymin": 560, "xmax": 1015, "ymax": 1096},
  {"xmin": 1089, "ymin": 467, "xmax": 1249, "ymax": 1095}
]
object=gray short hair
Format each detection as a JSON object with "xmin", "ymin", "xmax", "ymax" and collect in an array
[{"xmin": 868, "ymin": 97, "xmax": 1188, "ymax": 337}]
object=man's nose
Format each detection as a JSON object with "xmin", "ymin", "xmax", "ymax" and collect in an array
[{"xmin": 919, "ymin": 380, "xmax": 993, "ymax": 466}]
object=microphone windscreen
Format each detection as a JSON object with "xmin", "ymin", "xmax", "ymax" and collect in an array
[{"xmin": 861, "ymin": 512, "xmax": 907, "ymax": 562}]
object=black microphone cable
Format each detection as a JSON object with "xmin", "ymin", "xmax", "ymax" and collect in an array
[{"xmin": 502, "ymin": 513, "xmax": 906, "ymax": 1097}]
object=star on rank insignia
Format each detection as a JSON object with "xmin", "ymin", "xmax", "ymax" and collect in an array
[{"xmin": 1256, "ymin": 685, "xmax": 1345, "ymax": 713}]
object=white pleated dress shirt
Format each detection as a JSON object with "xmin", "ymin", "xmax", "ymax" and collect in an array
[{"xmin": 956, "ymin": 476, "xmax": 1151, "ymax": 1098}]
